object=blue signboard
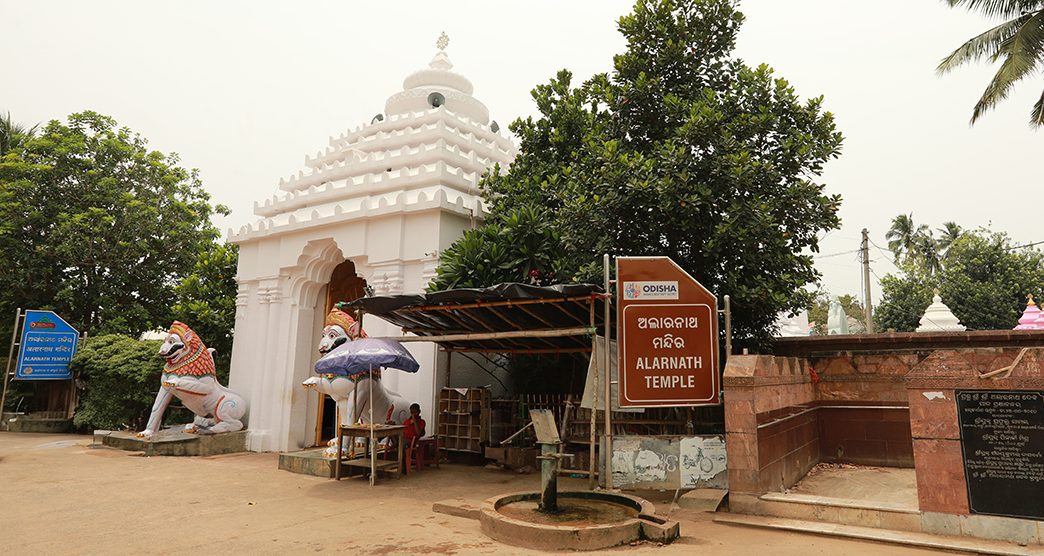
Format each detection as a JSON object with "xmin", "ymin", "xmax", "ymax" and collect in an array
[{"xmin": 15, "ymin": 310, "xmax": 79, "ymax": 380}]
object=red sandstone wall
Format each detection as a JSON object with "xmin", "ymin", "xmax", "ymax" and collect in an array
[
  {"xmin": 812, "ymin": 353, "xmax": 921, "ymax": 403},
  {"xmin": 724, "ymin": 355, "xmax": 816, "ymax": 494},
  {"xmin": 906, "ymin": 347, "xmax": 1044, "ymax": 515},
  {"xmin": 817, "ymin": 406, "xmax": 913, "ymax": 467},
  {"xmin": 725, "ymin": 351, "xmax": 919, "ymax": 495}
]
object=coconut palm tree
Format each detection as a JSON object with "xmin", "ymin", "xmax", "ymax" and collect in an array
[
  {"xmin": 936, "ymin": 221, "xmax": 963, "ymax": 255},
  {"xmin": 914, "ymin": 231, "xmax": 942, "ymax": 275},
  {"xmin": 886, "ymin": 213, "xmax": 929, "ymax": 262},
  {"xmin": 0, "ymin": 111, "xmax": 39, "ymax": 155},
  {"xmin": 938, "ymin": 1, "xmax": 1044, "ymax": 127}
]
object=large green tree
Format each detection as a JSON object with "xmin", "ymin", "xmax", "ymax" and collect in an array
[
  {"xmin": 875, "ymin": 229, "xmax": 1044, "ymax": 331},
  {"xmin": 171, "ymin": 241, "xmax": 239, "ymax": 378},
  {"xmin": 433, "ymin": 0, "xmax": 844, "ymax": 348},
  {"xmin": 0, "ymin": 111, "xmax": 228, "ymax": 341},
  {"xmin": 938, "ymin": 1, "xmax": 1044, "ymax": 126}
]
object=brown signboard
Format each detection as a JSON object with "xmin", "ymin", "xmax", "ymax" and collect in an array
[{"xmin": 617, "ymin": 257, "xmax": 720, "ymax": 407}]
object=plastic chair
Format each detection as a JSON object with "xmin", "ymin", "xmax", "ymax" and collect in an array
[{"xmin": 405, "ymin": 436, "xmax": 439, "ymax": 474}]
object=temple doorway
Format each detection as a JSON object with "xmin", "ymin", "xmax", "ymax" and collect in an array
[{"xmin": 314, "ymin": 259, "xmax": 367, "ymax": 446}]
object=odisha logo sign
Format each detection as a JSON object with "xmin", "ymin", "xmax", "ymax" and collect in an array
[
  {"xmin": 30, "ymin": 318, "xmax": 57, "ymax": 329},
  {"xmin": 623, "ymin": 281, "xmax": 679, "ymax": 300},
  {"xmin": 642, "ymin": 284, "xmax": 677, "ymax": 295}
]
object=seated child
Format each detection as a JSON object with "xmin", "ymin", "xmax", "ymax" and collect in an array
[{"xmin": 403, "ymin": 403, "xmax": 426, "ymax": 448}]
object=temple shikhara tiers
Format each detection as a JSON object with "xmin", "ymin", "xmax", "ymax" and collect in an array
[{"xmin": 227, "ymin": 37, "xmax": 516, "ymax": 452}]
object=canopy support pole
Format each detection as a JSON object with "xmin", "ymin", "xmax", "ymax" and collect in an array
[
  {"xmin": 369, "ymin": 364, "xmax": 375, "ymax": 487},
  {"xmin": 603, "ymin": 254, "xmax": 613, "ymax": 490},
  {"xmin": 588, "ymin": 298, "xmax": 597, "ymax": 490}
]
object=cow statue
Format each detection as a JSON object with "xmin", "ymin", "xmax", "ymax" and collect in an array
[
  {"xmin": 137, "ymin": 321, "xmax": 248, "ymax": 438},
  {"xmin": 303, "ymin": 308, "xmax": 410, "ymax": 456}
]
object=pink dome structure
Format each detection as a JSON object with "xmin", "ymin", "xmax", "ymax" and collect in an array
[
  {"xmin": 1015, "ymin": 294, "xmax": 1043, "ymax": 329},
  {"xmin": 1035, "ymin": 302, "xmax": 1044, "ymax": 328}
]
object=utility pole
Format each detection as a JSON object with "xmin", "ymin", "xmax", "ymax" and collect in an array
[{"xmin": 861, "ymin": 228, "xmax": 874, "ymax": 333}]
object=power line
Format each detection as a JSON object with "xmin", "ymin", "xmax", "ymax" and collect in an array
[
  {"xmin": 867, "ymin": 239, "xmax": 894, "ymax": 253},
  {"xmin": 813, "ymin": 249, "xmax": 860, "ymax": 260}
]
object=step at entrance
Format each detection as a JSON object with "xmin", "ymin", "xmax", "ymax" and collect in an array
[
  {"xmin": 741, "ymin": 491, "xmax": 922, "ymax": 532},
  {"xmin": 714, "ymin": 514, "xmax": 1039, "ymax": 556}
]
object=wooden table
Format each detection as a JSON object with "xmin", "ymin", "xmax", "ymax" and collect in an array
[{"xmin": 335, "ymin": 424, "xmax": 405, "ymax": 483}]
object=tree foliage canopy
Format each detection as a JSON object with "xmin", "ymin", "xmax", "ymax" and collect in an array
[
  {"xmin": 171, "ymin": 241, "xmax": 239, "ymax": 379},
  {"xmin": 0, "ymin": 111, "xmax": 228, "ymax": 340},
  {"xmin": 875, "ymin": 229, "xmax": 1044, "ymax": 332},
  {"xmin": 432, "ymin": 0, "xmax": 844, "ymax": 347},
  {"xmin": 429, "ymin": 204, "xmax": 569, "ymax": 290}
]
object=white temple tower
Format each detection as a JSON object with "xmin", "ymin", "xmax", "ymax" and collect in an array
[{"xmin": 227, "ymin": 39, "xmax": 516, "ymax": 452}]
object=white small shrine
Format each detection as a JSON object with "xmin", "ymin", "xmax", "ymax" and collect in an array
[
  {"xmin": 915, "ymin": 290, "xmax": 966, "ymax": 332},
  {"xmin": 226, "ymin": 35, "xmax": 516, "ymax": 452}
]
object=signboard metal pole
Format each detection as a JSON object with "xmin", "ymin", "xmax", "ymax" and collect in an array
[
  {"xmin": 603, "ymin": 254, "xmax": 613, "ymax": 489},
  {"xmin": 723, "ymin": 295, "xmax": 732, "ymax": 362},
  {"xmin": 1, "ymin": 308, "xmax": 24, "ymax": 417}
]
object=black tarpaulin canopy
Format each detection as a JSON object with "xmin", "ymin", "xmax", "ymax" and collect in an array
[{"xmin": 344, "ymin": 283, "xmax": 611, "ymax": 353}]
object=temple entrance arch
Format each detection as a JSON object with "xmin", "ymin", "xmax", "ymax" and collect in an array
[{"xmin": 314, "ymin": 259, "xmax": 367, "ymax": 445}]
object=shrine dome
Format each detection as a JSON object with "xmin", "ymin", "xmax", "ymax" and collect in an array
[
  {"xmin": 385, "ymin": 51, "xmax": 490, "ymax": 124},
  {"xmin": 1015, "ymin": 294, "xmax": 1043, "ymax": 330},
  {"xmin": 230, "ymin": 34, "xmax": 516, "ymax": 243},
  {"xmin": 915, "ymin": 291, "xmax": 966, "ymax": 332}
]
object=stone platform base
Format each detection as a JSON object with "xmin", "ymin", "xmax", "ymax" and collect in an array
[
  {"xmin": 101, "ymin": 429, "xmax": 248, "ymax": 456},
  {"xmin": 279, "ymin": 448, "xmax": 338, "ymax": 477},
  {"xmin": 6, "ymin": 416, "xmax": 72, "ymax": 433}
]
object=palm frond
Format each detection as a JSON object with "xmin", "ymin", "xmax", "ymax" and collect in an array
[
  {"xmin": 971, "ymin": 10, "xmax": 1044, "ymax": 122},
  {"xmin": 1032, "ymin": 86, "xmax": 1044, "ymax": 126},
  {"xmin": 938, "ymin": 14, "xmax": 1030, "ymax": 73},
  {"xmin": 945, "ymin": 0, "xmax": 1044, "ymax": 20}
]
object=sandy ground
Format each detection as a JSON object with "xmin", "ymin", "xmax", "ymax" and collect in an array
[{"xmin": 0, "ymin": 432, "xmax": 946, "ymax": 555}]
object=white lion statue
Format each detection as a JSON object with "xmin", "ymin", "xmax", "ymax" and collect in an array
[
  {"xmin": 137, "ymin": 321, "xmax": 248, "ymax": 438},
  {"xmin": 303, "ymin": 308, "xmax": 409, "ymax": 456}
]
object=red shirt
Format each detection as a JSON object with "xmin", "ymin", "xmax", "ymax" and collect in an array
[{"xmin": 403, "ymin": 416, "xmax": 425, "ymax": 444}]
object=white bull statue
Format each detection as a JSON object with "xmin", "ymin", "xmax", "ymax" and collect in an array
[
  {"xmin": 138, "ymin": 321, "xmax": 247, "ymax": 438},
  {"xmin": 303, "ymin": 308, "xmax": 409, "ymax": 456}
]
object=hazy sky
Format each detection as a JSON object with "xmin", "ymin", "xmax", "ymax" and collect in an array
[{"xmin": 6, "ymin": 1, "xmax": 1040, "ymax": 302}]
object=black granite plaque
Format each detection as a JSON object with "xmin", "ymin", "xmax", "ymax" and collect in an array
[{"xmin": 956, "ymin": 390, "xmax": 1044, "ymax": 520}]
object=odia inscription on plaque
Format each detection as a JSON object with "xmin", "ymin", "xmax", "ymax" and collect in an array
[{"xmin": 956, "ymin": 390, "xmax": 1044, "ymax": 520}]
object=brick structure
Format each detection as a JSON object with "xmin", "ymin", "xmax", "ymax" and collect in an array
[{"xmin": 724, "ymin": 330, "xmax": 1044, "ymax": 545}]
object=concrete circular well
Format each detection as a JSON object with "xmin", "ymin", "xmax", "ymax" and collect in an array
[{"xmin": 478, "ymin": 491, "xmax": 657, "ymax": 551}]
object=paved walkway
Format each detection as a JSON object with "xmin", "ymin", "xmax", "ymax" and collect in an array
[
  {"xmin": 786, "ymin": 463, "xmax": 918, "ymax": 509},
  {"xmin": 0, "ymin": 432, "xmax": 944, "ymax": 555}
]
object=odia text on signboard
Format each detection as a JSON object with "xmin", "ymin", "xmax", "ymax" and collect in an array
[
  {"xmin": 15, "ymin": 310, "xmax": 79, "ymax": 380},
  {"xmin": 617, "ymin": 257, "xmax": 719, "ymax": 407}
]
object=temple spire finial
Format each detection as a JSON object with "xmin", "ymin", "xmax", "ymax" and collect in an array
[{"xmin": 437, "ymin": 32, "xmax": 449, "ymax": 51}]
